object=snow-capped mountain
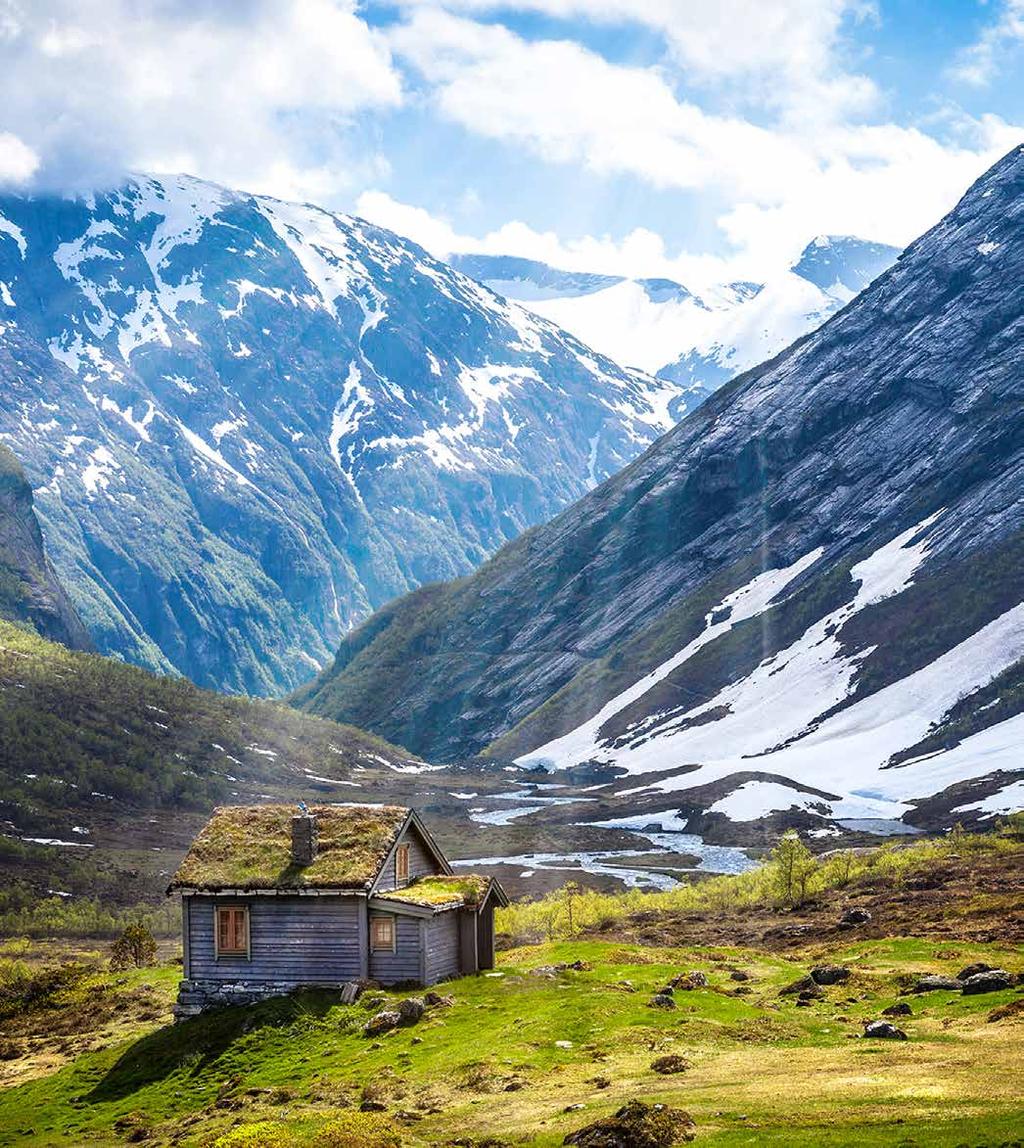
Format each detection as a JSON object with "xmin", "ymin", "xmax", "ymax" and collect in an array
[
  {"xmin": 299, "ymin": 146, "xmax": 1024, "ymax": 833},
  {"xmin": 451, "ymin": 237, "xmax": 900, "ymax": 398},
  {"xmin": 0, "ymin": 175, "xmax": 693, "ymax": 694}
]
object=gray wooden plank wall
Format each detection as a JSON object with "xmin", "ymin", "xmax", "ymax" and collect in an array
[{"xmin": 187, "ymin": 895, "xmax": 362, "ymax": 983}]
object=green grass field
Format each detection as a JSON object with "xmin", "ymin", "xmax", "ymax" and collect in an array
[{"xmin": 1, "ymin": 936, "xmax": 1022, "ymax": 1147}]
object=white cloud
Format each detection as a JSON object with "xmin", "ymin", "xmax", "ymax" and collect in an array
[
  {"xmin": 0, "ymin": 0, "xmax": 401, "ymax": 199},
  {"xmin": 0, "ymin": 131, "xmax": 39, "ymax": 184},
  {"xmin": 950, "ymin": 0, "xmax": 1024, "ymax": 86},
  {"xmin": 394, "ymin": 0, "xmax": 880, "ymax": 123},
  {"xmin": 380, "ymin": 8, "xmax": 1022, "ymax": 284}
]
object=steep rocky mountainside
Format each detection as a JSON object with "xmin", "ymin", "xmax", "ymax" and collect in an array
[
  {"xmin": 0, "ymin": 176, "xmax": 688, "ymax": 694},
  {"xmin": 298, "ymin": 146, "xmax": 1024, "ymax": 834},
  {"xmin": 0, "ymin": 440, "xmax": 90, "ymax": 649},
  {"xmin": 452, "ymin": 236, "xmax": 900, "ymax": 396}
]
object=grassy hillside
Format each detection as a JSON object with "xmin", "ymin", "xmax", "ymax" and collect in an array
[
  {"xmin": 0, "ymin": 619, "xmax": 428, "ymax": 923},
  {"xmin": 1, "ymin": 830, "xmax": 1022, "ymax": 1146},
  {"xmin": 1, "ymin": 934, "xmax": 1022, "ymax": 1146}
]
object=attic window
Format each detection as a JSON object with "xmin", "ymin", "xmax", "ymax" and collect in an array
[
  {"xmin": 370, "ymin": 915, "xmax": 395, "ymax": 952},
  {"xmin": 396, "ymin": 843, "xmax": 410, "ymax": 885},
  {"xmin": 216, "ymin": 906, "xmax": 249, "ymax": 957}
]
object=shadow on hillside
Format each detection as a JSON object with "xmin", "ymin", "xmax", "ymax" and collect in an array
[{"xmin": 84, "ymin": 992, "xmax": 338, "ymax": 1103}]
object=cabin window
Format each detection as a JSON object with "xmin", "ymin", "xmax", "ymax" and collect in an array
[
  {"xmin": 370, "ymin": 915, "xmax": 396, "ymax": 951},
  {"xmin": 396, "ymin": 843, "xmax": 410, "ymax": 885},
  {"xmin": 215, "ymin": 906, "xmax": 249, "ymax": 957}
]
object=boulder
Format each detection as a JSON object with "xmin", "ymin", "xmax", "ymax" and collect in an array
[
  {"xmin": 882, "ymin": 1002, "xmax": 912, "ymax": 1018},
  {"xmin": 729, "ymin": 970, "xmax": 751, "ymax": 982},
  {"xmin": 957, "ymin": 963, "xmax": 994, "ymax": 981},
  {"xmin": 650, "ymin": 1054, "xmax": 689, "ymax": 1075},
  {"xmin": 397, "ymin": 997, "xmax": 426, "ymax": 1025},
  {"xmin": 911, "ymin": 975, "xmax": 962, "ymax": 994},
  {"xmin": 779, "ymin": 975, "xmax": 817, "ymax": 997},
  {"xmin": 424, "ymin": 991, "xmax": 455, "ymax": 1007},
  {"xmin": 863, "ymin": 1021, "xmax": 907, "ymax": 1041},
  {"xmin": 669, "ymin": 971, "xmax": 708, "ymax": 991},
  {"xmin": 364, "ymin": 1010, "xmax": 401, "ymax": 1036},
  {"xmin": 563, "ymin": 1100, "xmax": 696, "ymax": 1147},
  {"xmin": 648, "ymin": 993, "xmax": 677, "ymax": 1010},
  {"xmin": 962, "ymin": 970, "xmax": 1013, "ymax": 995},
  {"xmin": 811, "ymin": 965, "xmax": 850, "ymax": 986},
  {"xmin": 839, "ymin": 908, "xmax": 872, "ymax": 927}
]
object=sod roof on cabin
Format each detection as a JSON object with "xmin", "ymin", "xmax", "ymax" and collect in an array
[
  {"xmin": 375, "ymin": 874, "xmax": 494, "ymax": 910},
  {"xmin": 168, "ymin": 804, "xmax": 410, "ymax": 891}
]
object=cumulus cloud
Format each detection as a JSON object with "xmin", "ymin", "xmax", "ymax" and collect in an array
[
  {"xmin": 950, "ymin": 0, "xmax": 1024, "ymax": 86},
  {"xmin": 0, "ymin": 131, "xmax": 39, "ymax": 185},
  {"xmin": 379, "ymin": 7, "xmax": 1021, "ymax": 283},
  {"xmin": 0, "ymin": 0, "xmax": 401, "ymax": 198}
]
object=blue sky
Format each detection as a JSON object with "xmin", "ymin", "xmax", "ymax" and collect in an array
[{"xmin": 0, "ymin": 0, "xmax": 1022, "ymax": 285}]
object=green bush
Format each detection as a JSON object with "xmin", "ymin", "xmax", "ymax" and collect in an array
[{"xmin": 109, "ymin": 924, "xmax": 158, "ymax": 970}]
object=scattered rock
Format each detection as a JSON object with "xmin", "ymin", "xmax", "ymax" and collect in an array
[
  {"xmin": 882, "ymin": 1002, "xmax": 912, "ymax": 1018},
  {"xmin": 565, "ymin": 1103, "xmax": 587, "ymax": 1112},
  {"xmin": 424, "ymin": 991, "xmax": 455, "ymax": 1008},
  {"xmin": 957, "ymin": 963, "xmax": 994, "ymax": 981},
  {"xmin": 962, "ymin": 970, "xmax": 1013, "ymax": 995},
  {"xmin": 911, "ymin": 975, "xmax": 962, "ymax": 994},
  {"xmin": 397, "ymin": 997, "xmax": 426, "ymax": 1025},
  {"xmin": 811, "ymin": 965, "xmax": 850, "ymax": 986},
  {"xmin": 364, "ymin": 1010, "xmax": 401, "ymax": 1036},
  {"xmin": 729, "ymin": 970, "xmax": 751, "ymax": 982},
  {"xmin": 839, "ymin": 908, "xmax": 872, "ymax": 927},
  {"xmin": 648, "ymin": 993, "xmax": 677, "ymax": 1010},
  {"xmin": 555, "ymin": 1040, "xmax": 574, "ymax": 1049},
  {"xmin": 650, "ymin": 1055, "xmax": 689, "ymax": 1075},
  {"xmin": 669, "ymin": 971, "xmax": 708, "ymax": 991},
  {"xmin": 563, "ymin": 1100, "xmax": 696, "ymax": 1147},
  {"xmin": 779, "ymin": 976, "xmax": 817, "ymax": 997},
  {"xmin": 863, "ymin": 1021, "xmax": 907, "ymax": 1041},
  {"xmin": 360, "ymin": 1099, "xmax": 388, "ymax": 1112},
  {"xmin": 589, "ymin": 1076, "xmax": 612, "ymax": 1090},
  {"xmin": 988, "ymin": 999, "xmax": 1024, "ymax": 1023}
]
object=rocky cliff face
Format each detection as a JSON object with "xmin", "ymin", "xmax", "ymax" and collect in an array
[
  {"xmin": 0, "ymin": 439, "xmax": 90, "ymax": 649},
  {"xmin": 298, "ymin": 146, "xmax": 1024, "ymax": 832},
  {"xmin": 0, "ymin": 176, "xmax": 691, "ymax": 694}
]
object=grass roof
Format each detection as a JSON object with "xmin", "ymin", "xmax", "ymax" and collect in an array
[
  {"xmin": 169, "ymin": 804, "xmax": 410, "ymax": 891},
  {"xmin": 376, "ymin": 874, "xmax": 494, "ymax": 909}
]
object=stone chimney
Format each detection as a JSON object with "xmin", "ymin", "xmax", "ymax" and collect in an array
[{"xmin": 291, "ymin": 813, "xmax": 318, "ymax": 866}]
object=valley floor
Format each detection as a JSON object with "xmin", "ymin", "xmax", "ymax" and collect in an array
[{"xmin": 1, "ymin": 933, "xmax": 1022, "ymax": 1145}]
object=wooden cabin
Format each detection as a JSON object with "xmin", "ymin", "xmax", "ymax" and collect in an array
[{"xmin": 167, "ymin": 804, "xmax": 508, "ymax": 1018}]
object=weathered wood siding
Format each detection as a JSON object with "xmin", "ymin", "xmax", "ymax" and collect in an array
[
  {"xmin": 187, "ymin": 895, "xmax": 362, "ymax": 984},
  {"xmin": 425, "ymin": 910, "xmax": 460, "ymax": 983},
  {"xmin": 477, "ymin": 903, "xmax": 496, "ymax": 969},
  {"xmin": 368, "ymin": 913, "xmax": 423, "ymax": 984},
  {"xmin": 374, "ymin": 824, "xmax": 441, "ymax": 892}
]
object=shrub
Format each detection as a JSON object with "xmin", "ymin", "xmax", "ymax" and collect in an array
[
  {"xmin": 109, "ymin": 924, "xmax": 158, "ymax": 970},
  {"xmin": 312, "ymin": 1111, "xmax": 403, "ymax": 1148},
  {"xmin": 213, "ymin": 1123, "xmax": 291, "ymax": 1148}
]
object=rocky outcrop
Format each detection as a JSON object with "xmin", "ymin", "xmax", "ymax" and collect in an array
[{"xmin": 0, "ymin": 442, "xmax": 90, "ymax": 649}]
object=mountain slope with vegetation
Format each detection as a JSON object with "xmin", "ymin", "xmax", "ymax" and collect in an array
[
  {"xmin": 0, "ymin": 175, "xmax": 690, "ymax": 695},
  {"xmin": 297, "ymin": 146, "xmax": 1024, "ymax": 835},
  {"xmin": 0, "ymin": 443, "xmax": 90, "ymax": 650}
]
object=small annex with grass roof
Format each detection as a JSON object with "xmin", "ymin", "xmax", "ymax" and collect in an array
[{"xmin": 167, "ymin": 804, "xmax": 507, "ymax": 1018}]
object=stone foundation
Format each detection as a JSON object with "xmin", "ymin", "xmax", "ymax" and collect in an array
[{"xmin": 173, "ymin": 977, "xmax": 363, "ymax": 1020}]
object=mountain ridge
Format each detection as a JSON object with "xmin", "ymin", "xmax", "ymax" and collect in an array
[
  {"xmin": 296, "ymin": 145, "xmax": 1024, "ymax": 832},
  {"xmin": 0, "ymin": 174, "xmax": 694, "ymax": 694}
]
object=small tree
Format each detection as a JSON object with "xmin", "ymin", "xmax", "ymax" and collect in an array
[
  {"xmin": 109, "ymin": 923, "xmax": 157, "ymax": 970},
  {"xmin": 771, "ymin": 831, "xmax": 817, "ymax": 907}
]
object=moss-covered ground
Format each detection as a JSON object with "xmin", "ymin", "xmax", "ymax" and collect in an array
[{"xmin": 0, "ymin": 935, "xmax": 1021, "ymax": 1147}]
